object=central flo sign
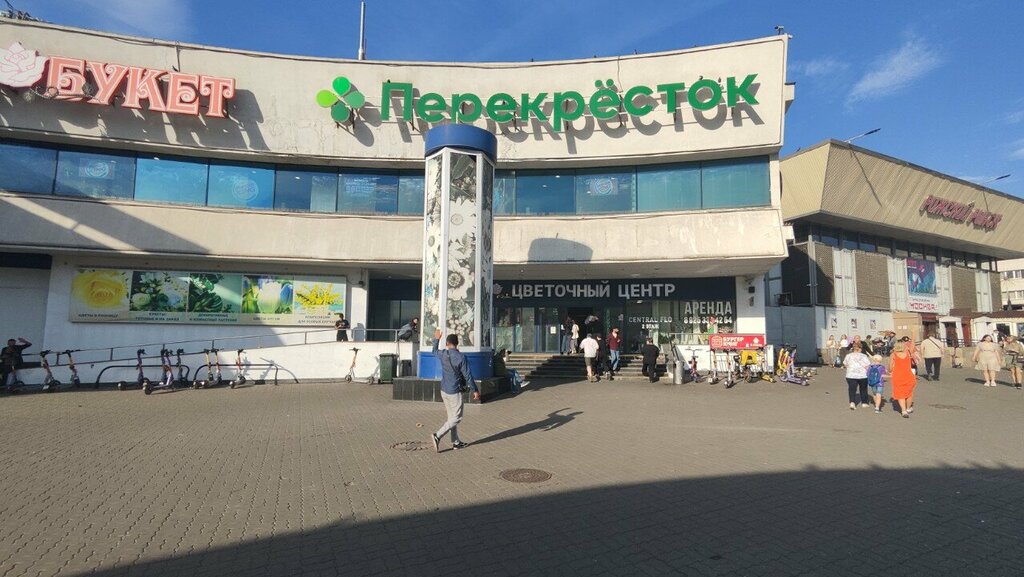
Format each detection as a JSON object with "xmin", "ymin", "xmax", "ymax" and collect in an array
[{"xmin": 317, "ymin": 73, "xmax": 760, "ymax": 131}]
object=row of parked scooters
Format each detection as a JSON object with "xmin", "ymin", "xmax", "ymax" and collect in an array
[
  {"xmin": 118, "ymin": 348, "xmax": 250, "ymax": 394},
  {"xmin": 683, "ymin": 344, "xmax": 817, "ymax": 388},
  {"xmin": 5, "ymin": 348, "xmax": 253, "ymax": 395}
]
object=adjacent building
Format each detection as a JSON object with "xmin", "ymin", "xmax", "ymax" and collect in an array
[{"xmin": 770, "ymin": 139, "xmax": 1024, "ymax": 357}]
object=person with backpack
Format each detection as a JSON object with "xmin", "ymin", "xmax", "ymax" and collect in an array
[
  {"xmin": 842, "ymin": 343, "xmax": 871, "ymax": 410},
  {"xmin": 866, "ymin": 354, "xmax": 888, "ymax": 414}
]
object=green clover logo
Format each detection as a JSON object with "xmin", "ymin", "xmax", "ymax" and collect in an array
[{"xmin": 316, "ymin": 76, "xmax": 365, "ymax": 122}]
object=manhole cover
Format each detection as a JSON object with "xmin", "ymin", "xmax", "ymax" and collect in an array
[
  {"xmin": 928, "ymin": 404, "xmax": 967, "ymax": 411},
  {"xmin": 499, "ymin": 468, "xmax": 552, "ymax": 483},
  {"xmin": 391, "ymin": 441, "xmax": 430, "ymax": 451}
]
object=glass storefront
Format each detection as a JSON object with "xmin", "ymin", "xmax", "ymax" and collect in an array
[{"xmin": 494, "ymin": 278, "xmax": 737, "ymax": 353}]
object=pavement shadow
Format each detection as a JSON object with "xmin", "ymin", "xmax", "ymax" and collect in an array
[
  {"xmin": 69, "ymin": 466, "xmax": 1023, "ymax": 577},
  {"xmin": 471, "ymin": 408, "xmax": 582, "ymax": 446}
]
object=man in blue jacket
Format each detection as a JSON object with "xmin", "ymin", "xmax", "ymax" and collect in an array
[{"xmin": 431, "ymin": 328, "xmax": 480, "ymax": 452}]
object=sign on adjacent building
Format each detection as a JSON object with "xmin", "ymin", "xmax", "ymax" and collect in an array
[{"xmin": 906, "ymin": 258, "xmax": 938, "ymax": 313}]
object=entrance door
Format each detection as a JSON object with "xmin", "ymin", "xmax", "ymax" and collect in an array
[
  {"xmin": 943, "ymin": 322, "xmax": 958, "ymax": 347},
  {"xmin": 535, "ymin": 307, "xmax": 561, "ymax": 353}
]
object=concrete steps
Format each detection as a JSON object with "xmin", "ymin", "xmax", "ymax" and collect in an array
[{"xmin": 504, "ymin": 353, "xmax": 666, "ymax": 379}]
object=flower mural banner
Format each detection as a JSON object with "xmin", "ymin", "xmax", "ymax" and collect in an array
[
  {"xmin": 70, "ymin": 268, "xmax": 345, "ymax": 325},
  {"xmin": 906, "ymin": 258, "xmax": 938, "ymax": 313}
]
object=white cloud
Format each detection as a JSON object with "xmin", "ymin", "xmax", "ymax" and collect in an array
[
  {"xmin": 846, "ymin": 36, "xmax": 941, "ymax": 106},
  {"xmin": 77, "ymin": 0, "xmax": 192, "ymax": 41},
  {"xmin": 1009, "ymin": 110, "xmax": 1024, "ymax": 124},
  {"xmin": 1012, "ymin": 147, "xmax": 1024, "ymax": 160},
  {"xmin": 790, "ymin": 57, "xmax": 848, "ymax": 78}
]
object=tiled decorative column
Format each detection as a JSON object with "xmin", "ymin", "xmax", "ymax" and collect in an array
[{"xmin": 417, "ymin": 125, "xmax": 496, "ymax": 379}]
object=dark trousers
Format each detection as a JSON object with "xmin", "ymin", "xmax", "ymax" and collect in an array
[
  {"xmin": 643, "ymin": 361, "xmax": 657, "ymax": 382},
  {"xmin": 924, "ymin": 357, "xmax": 940, "ymax": 380},
  {"xmin": 846, "ymin": 378, "xmax": 868, "ymax": 404}
]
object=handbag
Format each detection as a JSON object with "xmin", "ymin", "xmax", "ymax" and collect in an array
[{"xmin": 445, "ymin": 351, "xmax": 469, "ymax": 393}]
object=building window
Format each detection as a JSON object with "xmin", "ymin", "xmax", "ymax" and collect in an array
[
  {"xmin": 494, "ymin": 170, "xmax": 515, "ymax": 215},
  {"xmin": 135, "ymin": 155, "xmax": 209, "ymax": 205},
  {"xmin": 859, "ymin": 234, "xmax": 877, "ymax": 253},
  {"xmin": 274, "ymin": 168, "xmax": 337, "ymax": 212},
  {"xmin": 338, "ymin": 170, "xmax": 398, "ymax": 214},
  {"xmin": 841, "ymin": 230, "xmax": 859, "ymax": 251},
  {"xmin": 700, "ymin": 156, "xmax": 770, "ymax": 208},
  {"xmin": 55, "ymin": 149, "xmax": 136, "ymax": 199},
  {"xmin": 894, "ymin": 241, "xmax": 909, "ymax": 259},
  {"xmin": 575, "ymin": 169, "xmax": 635, "ymax": 214},
  {"xmin": 818, "ymin": 227, "xmax": 839, "ymax": 248},
  {"xmin": 515, "ymin": 170, "xmax": 574, "ymax": 215},
  {"xmin": 397, "ymin": 171, "xmax": 425, "ymax": 216},
  {"xmin": 0, "ymin": 141, "xmax": 56, "ymax": 194},
  {"xmin": 207, "ymin": 162, "xmax": 275, "ymax": 209},
  {"xmin": 792, "ymin": 222, "xmax": 809, "ymax": 243},
  {"xmin": 636, "ymin": 163, "xmax": 701, "ymax": 212}
]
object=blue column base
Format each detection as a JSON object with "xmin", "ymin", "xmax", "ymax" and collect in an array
[{"xmin": 418, "ymin": 350, "xmax": 494, "ymax": 379}]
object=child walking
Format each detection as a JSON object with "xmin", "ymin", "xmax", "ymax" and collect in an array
[{"xmin": 866, "ymin": 354, "xmax": 887, "ymax": 414}]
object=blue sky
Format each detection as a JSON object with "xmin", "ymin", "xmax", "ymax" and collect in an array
[{"xmin": 15, "ymin": 0, "xmax": 1024, "ymax": 197}]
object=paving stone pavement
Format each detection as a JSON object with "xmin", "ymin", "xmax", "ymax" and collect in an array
[{"xmin": 0, "ymin": 365, "xmax": 1021, "ymax": 577}]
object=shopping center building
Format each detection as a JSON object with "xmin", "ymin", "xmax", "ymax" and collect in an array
[
  {"xmin": 769, "ymin": 139, "xmax": 1024, "ymax": 358},
  {"xmin": 0, "ymin": 20, "xmax": 793, "ymax": 358}
]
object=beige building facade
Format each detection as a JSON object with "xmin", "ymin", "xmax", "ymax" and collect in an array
[
  {"xmin": 771, "ymin": 140, "xmax": 1024, "ymax": 358},
  {"xmin": 0, "ymin": 20, "xmax": 793, "ymax": 355}
]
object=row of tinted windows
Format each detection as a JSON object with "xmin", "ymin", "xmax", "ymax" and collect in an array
[
  {"xmin": 0, "ymin": 140, "xmax": 771, "ymax": 216},
  {"xmin": 792, "ymin": 223, "xmax": 998, "ymax": 271}
]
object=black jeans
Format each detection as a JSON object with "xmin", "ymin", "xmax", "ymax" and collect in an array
[
  {"xmin": 846, "ymin": 378, "xmax": 868, "ymax": 404},
  {"xmin": 924, "ymin": 357, "xmax": 940, "ymax": 380}
]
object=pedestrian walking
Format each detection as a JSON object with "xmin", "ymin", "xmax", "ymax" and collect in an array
[
  {"xmin": 335, "ymin": 313, "xmax": 350, "ymax": 342},
  {"xmin": 429, "ymin": 328, "xmax": 480, "ymax": 452},
  {"xmin": 920, "ymin": 331, "xmax": 945, "ymax": 381},
  {"xmin": 580, "ymin": 333, "xmax": 599, "ymax": 382},
  {"xmin": 570, "ymin": 319, "xmax": 580, "ymax": 354},
  {"xmin": 561, "ymin": 316, "xmax": 574, "ymax": 354},
  {"xmin": 900, "ymin": 336, "xmax": 920, "ymax": 375},
  {"xmin": 843, "ymin": 343, "xmax": 871, "ymax": 410},
  {"xmin": 594, "ymin": 334, "xmax": 614, "ymax": 380},
  {"xmin": 641, "ymin": 338, "xmax": 660, "ymax": 383},
  {"xmin": 972, "ymin": 334, "xmax": 1002, "ymax": 387},
  {"xmin": 867, "ymin": 354, "xmax": 888, "ymax": 413},
  {"xmin": 607, "ymin": 328, "xmax": 622, "ymax": 373},
  {"xmin": 1002, "ymin": 335, "xmax": 1024, "ymax": 389},
  {"xmin": 890, "ymin": 342, "xmax": 920, "ymax": 418},
  {"xmin": 838, "ymin": 334, "xmax": 850, "ymax": 364},
  {"xmin": 825, "ymin": 335, "xmax": 837, "ymax": 368}
]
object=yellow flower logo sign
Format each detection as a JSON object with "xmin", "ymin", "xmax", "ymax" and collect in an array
[{"xmin": 72, "ymin": 270, "xmax": 129, "ymax": 310}]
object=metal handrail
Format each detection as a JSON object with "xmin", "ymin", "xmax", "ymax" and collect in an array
[{"xmin": 24, "ymin": 327, "xmax": 404, "ymax": 366}]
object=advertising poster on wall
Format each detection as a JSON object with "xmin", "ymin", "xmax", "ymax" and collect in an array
[
  {"xmin": 71, "ymin": 268, "xmax": 346, "ymax": 326},
  {"xmin": 906, "ymin": 258, "xmax": 938, "ymax": 312}
]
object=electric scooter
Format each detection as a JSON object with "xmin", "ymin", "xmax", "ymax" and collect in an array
[
  {"xmin": 193, "ymin": 349, "xmax": 212, "ymax": 389},
  {"xmin": 776, "ymin": 344, "xmax": 809, "ymax": 386},
  {"xmin": 686, "ymin": 348, "xmax": 705, "ymax": 383},
  {"xmin": 343, "ymin": 347, "xmax": 376, "ymax": 384},
  {"xmin": 61, "ymin": 350, "xmax": 83, "ymax": 388},
  {"xmin": 173, "ymin": 349, "xmax": 189, "ymax": 388},
  {"xmin": 118, "ymin": 349, "xmax": 150, "ymax": 390},
  {"xmin": 39, "ymin": 350, "xmax": 62, "ymax": 392},
  {"xmin": 142, "ymin": 349, "xmax": 176, "ymax": 395},
  {"xmin": 723, "ymin": 349, "xmax": 737, "ymax": 389},
  {"xmin": 230, "ymin": 349, "xmax": 247, "ymax": 388}
]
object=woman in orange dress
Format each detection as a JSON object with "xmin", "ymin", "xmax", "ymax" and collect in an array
[{"xmin": 890, "ymin": 342, "xmax": 920, "ymax": 418}]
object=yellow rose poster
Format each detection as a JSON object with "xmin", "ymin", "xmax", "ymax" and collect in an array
[
  {"xmin": 70, "ymin": 269, "xmax": 131, "ymax": 320},
  {"xmin": 292, "ymin": 276, "xmax": 347, "ymax": 325},
  {"xmin": 70, "ymin": 268, "xmax": 346, "ymax": 326}
]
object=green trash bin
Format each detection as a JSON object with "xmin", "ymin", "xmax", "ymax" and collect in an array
[{"xmin": 378, "ymin": 353, "xmax": 398, "ymax": 384}]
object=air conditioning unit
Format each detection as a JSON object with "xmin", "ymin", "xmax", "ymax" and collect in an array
[{"xmin": 776, "ymin": 293, "xmax": 793, "ymax": 306}]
